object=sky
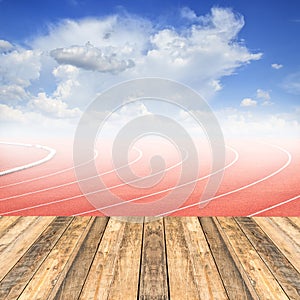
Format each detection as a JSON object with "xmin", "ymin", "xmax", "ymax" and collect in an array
[{"xmin": 0, "ymin": 0, "xmax": 299, "ymax": 138}]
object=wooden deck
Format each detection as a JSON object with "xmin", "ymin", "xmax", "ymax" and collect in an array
[{"xmin": 0, "ymin": 217, "xmax": 299, "ymax": 299}]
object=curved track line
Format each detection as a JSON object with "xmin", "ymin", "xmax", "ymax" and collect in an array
[
  {"xmin": 0, "ymin": 149, "xmax": 98, "ymax": 189},
  {"xmin": 73, "ymin": 145, "xmax": 239, "ymax": 215},
  {"xmin": 247, "ymin": 195, "xmax": 300, "ymax": 217},
  {"xmin": 1, "ymin": 146, "xmax": 238, "ymax": 216},
  {"xmin": 0, "ymin": 148, "xmax": 189, "ymax": 214},
  {"xmin": 158, "ymin": 143, "xmax": 292, "ymax": 216},
  {"xmin": 0, "ymin": 142, "xmax": 56, "ymax": 176},
  {"xmin": 0, "ymin": 147, "xmax": 142, "ymax": 201}
]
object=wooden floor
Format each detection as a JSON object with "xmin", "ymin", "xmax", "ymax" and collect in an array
[{"xmin": 0, "ymin": 217, "xmax": 299, "ymax": 299}]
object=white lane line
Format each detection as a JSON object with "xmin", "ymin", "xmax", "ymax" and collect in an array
[
  {"xmin": 73, "ymin": 145, "xmax": 239, "ymax": 216},
  {"xmin": 0, "ymin": 142, "xmax": 56, "ymax": 176},
  {"xmin": 247, "ymin": 195, "xmax": 300, "ymax": 217},
  {"xmin": 0, "ymin": 147, "xmax": 142, "ymax": 201},
  {"xmin": 0, "ymin": 148, "xmax": 189, "ymax": 214},
  {"xmin": 158, "ymin": 143, "xmax": 292, "ymax": 216},
  {"xmin": 0, "ymin": 149, "xmax": 98, "ymax": 189}
]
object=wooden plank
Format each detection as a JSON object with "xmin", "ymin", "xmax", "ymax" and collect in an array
[
  {"xmin": 139, "ymin": 217, "xmax": 168, "ymax": 300},
  {"xmin": 200, "ymin": 217, "xmax": 254, "ymax": 300},
  {"xmin": 212, "ymin": 218, "xmax": 260, "ymax": 300},
  {"xmin": 79, "ymin": 217, "xmax": 143, "ymax": 300},
  {"xmin": 0, "ymin": 216, "xmax": 20, "ymax": 238},
  {"xmin": 0, "ymin": 217, "xmax": 54, "ymax": 281},
  {"xmin": 236, "ymin": 217, "xmax": 300, "ymax": 299},
  {"xmin": 217, "ymin": 217, "xmax": 289, "ymax": 300},
  {"xmin": 271, "ymin": 217, "xmax": 300, "ymax": 245},
  {"xmin": 288, "ymin": 217, "xmax": 300, "ymax": 228},
  {"xmin": 0, "ymin": 216, "xmax": 38, "ymax": 256},
  {"xmin": 254, "ymin": 217, "xmax": 300, "ymax": 273},
  {"xmin": 0, "ymin": 217, "xmax": 73, "ymax": 300},
  {"xmin": 18, "ymin": 217, "xmax": 92, "ymax": 300},
  {"xmin": 165, "ymin": 217, "xmax": 228, "ymax": 300},
  {"xmin": 54, "ymin": 217, "xmax": 108, "ymax": 300}
]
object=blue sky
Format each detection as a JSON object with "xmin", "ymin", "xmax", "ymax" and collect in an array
[{"xmin": 0, "ymin": 0, "xmax": 299, "ymax": 137}]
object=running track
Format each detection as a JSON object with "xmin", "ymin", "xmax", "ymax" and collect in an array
[{"xmin": 0, "ymin": 138, "xmax": 299, "ymax": 216}]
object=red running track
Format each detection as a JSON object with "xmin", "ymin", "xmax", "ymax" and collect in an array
[{"xmin": 0, "ymin": 138, "xmax": 299, "ymax": 216}]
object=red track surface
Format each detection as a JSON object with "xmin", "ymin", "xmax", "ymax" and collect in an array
[{"xmin": 0, "ymin": 138, "xmax": 299, "ymax": 216}]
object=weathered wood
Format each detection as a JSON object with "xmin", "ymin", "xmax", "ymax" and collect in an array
[
  {"xmin": 54, "ymin": 217, "xmax": 108, "ymax": 300},
  {"xmin": 165, "ymin": 217, "xmax": 228, "ymax": 300},
  {"xmin": 18, "ymin": 217, "xmax": 92, "ymax": 300},
  {"xmin": 0, "ymin": 217, "xmax": 54, "ymax": 281},
  {"xmin": 0, "ymin": 217, "xmax": 73, "ymax": 299},
  {"xmin": 79, "ymin": 217, "xmax": 143, "ymax": 300},
  {"xmin": 200, "ymin": 217, "xmax": 253, "ymax": 300},
  {"xmin": 217, "ymin": 217, "xmax": 289, "ymax": 300},
  {"xmin": 139, "ymin": 217, "xmax": 168, "ymax": 300},
  {"xmin": 236, "ymin": 217, "xmax": 300, "ymax": 299},
  {"xmin": 212, "ymin": 218, "xmax": 260, "ymax": 300},
  {"xmin": 0, "ymin": 216, "xmax": 20, "ymax": 238},
  {"xmin": 289, "ymin": 217, "xmax": 300, "ymax": 228},
  {"xmin": 271, "ymin": 217, "xmax": 300, "ymax": 246},
  {"xmin": 0, "ymin": 216, "xmax": 299, "ymax": 300},
  {"xmin": 254, "ymin": 217, "xmax": 300, "ymax": 273}
]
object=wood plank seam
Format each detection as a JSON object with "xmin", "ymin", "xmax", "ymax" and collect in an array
[
  {"xmin": 234, "ymin": 218, "xmax": 291, "ymax": 300},
  {"xmin": 198, "ymin": 217, "xmax": 230, "ymax": 300},
  {"xmin": 213, "ymin": 218, "xmax": 260, "ymax": 300},
  {"xmin": 254, "ymin": 217, "xmax": 300, "ymax": 273},
  {"xmin": 73, "ymin": 217, "xmax": 110, "ymax": 300},
  {"xmin": 54, "ymin": 217, "xmax": 109, "ymax": 300},
  {"xmin": 0, "ymin": 217, "xmax": 55, "ymax": 282},
  {"xmin": 137, "ymin": 218, "xmax": 145, "ymax": 299},
  {"xmin": 163, "ymin": 218, "xmax": 171, "ymax": 300},
  {"xmin": 17, "ymin": 217, "xmax": 74, "ymax": 299},
  {"xmin": 0, "ymin": 216, "xmax": 73, "ymax": 299},
  {"xmin": 246, "ymin": 218, "xmax": 300, "ymax": 298},
  {"xmin": 46, "ymin": 217, "xmax": 96, "ymax": 300},
  {"xmin": 16, "ymin": 217, "xmax": 92, "ymax": 300},
  {"xmin": 216, "ymin": 217, "xmax": 289, "ymax": 300}
]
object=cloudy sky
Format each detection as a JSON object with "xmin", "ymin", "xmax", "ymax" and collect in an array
[{"xmin": 0, "ymin": 0, "xmax": 299, "ymax": 137}]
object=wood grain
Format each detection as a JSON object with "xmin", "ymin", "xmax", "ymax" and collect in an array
[
  {"xmin": 0, "ymin": 217, "xmax": 73, "ymax": 299},
  {"xmin": 54, "ymin": 217, "xmax": 108, "ymax": 300},
  {"xmin": 254, "ymin": 217, "xmax": 300, "ymax": 273},
  {"xmin": 217, "ymin": 217, "xmax": 289, "ymax": 300},
  {"xmin": 79, "ymin": 217, "xmax": 143, "ymax": 300},
  {"xmin": 236, "ymin": 217, "xmax": 300, "ymax": 299},
  {"xmin": 165, "ymin": 217, "xmax": 228, "ymax": 300},
  {"xmin": 0, "ymin": 217, "xmax": 54, "ymax": 281},
  {"xmin": 0, "ymin": 216, "xmax": 20, "ymax": 238},
  {"xmin": 200, "ymin": 217, "xmax": 253, "ymax": 300},
  {"xmin": 0, "ymin": 216, "xmax": 298, "ymax": 300},
  {"xmin": 139, "ymin": 217, "xmax": 169, "ymax": 300},
  {"xmin": 18, "ymin": 217, "xmax": 92, "ymax": 300}
]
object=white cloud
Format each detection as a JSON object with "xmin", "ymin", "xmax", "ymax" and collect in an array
[
  {"xmin": 52, "ymin": 65, "xmax": 80, "ymax": 100},
  {"xmin": 32, "ymin": 7, "xmax": 261, "ymax": 99},
  {"xmin": 0, "ymin": 48, "xmax": 41, "ymax": 87},
  {"xmin": 52, "ymin": 64, "xmax": 79, "ymax": 79},
  {"xmin": 240, "ymin": 98, "xmax": 257, "ymax": 107},
  {"xmin": 50, "ymin": 42, "xmax": 135, "ymax": 73},
  {"xmin": 143, "ymin": 7, "xmax": 261, "ymax": 97},
  {"xmin": 271, "ymin": 63, "xmax": 283, "ymax": 70},
  {"xmin": 0, "ymin": 84, "xmax": 28, "ymax": 103},
  {"xmin": 0, "ymin": 7, "xmax": 263, "ymax": 133},
  {"xmin": 180, "ymin": 7, "xmax": 198, "ymax": 21},
  {"xmin": 217, "ymin": 108, "xmax": 300, "ymax": 137},
  {"xmin": 28, "ymin": 92, "xmax": 81, "ymax": 118},
  {"xmin": 256, "ymin": 89, "xmax": 271, "ymax": 101},
  {"xmin": 0, "ymin": 104, "xmax": 27, "ymax": 123},
  {"xmin": 0, "ymin": 40, "xmax": 13, "ymax": 52}
]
